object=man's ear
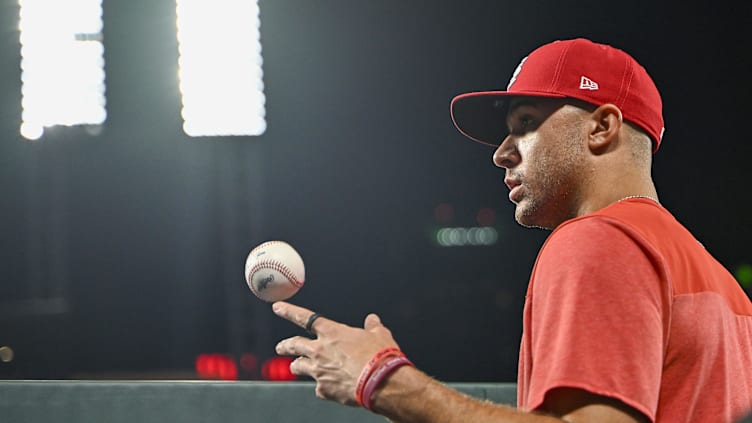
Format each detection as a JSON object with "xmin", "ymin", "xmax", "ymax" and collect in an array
[{"xmin": 588, "ymin": 103, "xmax": 623, "ymax": 153}]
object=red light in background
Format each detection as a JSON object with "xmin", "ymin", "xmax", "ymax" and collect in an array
[
  {"xmin": 240, "ymin": 353, "xmax": 258, "ymax": 373},
  {"xmin": 434, "ymin": 203, "xmax": 454, "ymax": 224},
  {"xmin": 195, "ymin": 354, "xmax": 238, "ymax": 381},
  {"xmin": 261, "ymin": 356, "xmax": 296, "ymax": 381},
  {"xmin": 476, "ymin": 208, "xmax": 496, "ymax": 227}
]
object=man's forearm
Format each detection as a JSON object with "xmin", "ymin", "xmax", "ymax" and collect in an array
[{"xmin": 371, "ymin": 366, "xmax": 564, "ymax": 423}]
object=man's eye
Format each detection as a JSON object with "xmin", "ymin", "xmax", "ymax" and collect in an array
[
  {"xmin": 507, "ymin": 113, "xmax": 537, "ymax": 134},
  {"xmin": 509, "ymin": 116, "xmax": 534, "ymax": 134}
]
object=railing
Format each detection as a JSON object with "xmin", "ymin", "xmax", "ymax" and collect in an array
[{"xmin": 0, "ymin": 380, "xmax": 517, "ymax": 422}]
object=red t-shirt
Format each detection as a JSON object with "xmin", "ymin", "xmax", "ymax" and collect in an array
[{"xmin": 517, "ymin": 198, "xmax": 752, "ymax": 422}]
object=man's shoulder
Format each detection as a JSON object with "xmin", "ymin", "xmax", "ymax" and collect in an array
[
  {"xmin": 549, "ymin": 198, "xmax": 679, "ymax": 246},
  {"xmin": 537, "ymin": 198, "xmax": 682, "ymax": 269},
  {"xmin": 537, "ymin": 208, "xmax": 650, "ymax": 265}
]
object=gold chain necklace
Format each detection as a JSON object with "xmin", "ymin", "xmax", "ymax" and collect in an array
[{"xmin": 617, "ymin": 195, "xmax": 659, "ymax": 203}]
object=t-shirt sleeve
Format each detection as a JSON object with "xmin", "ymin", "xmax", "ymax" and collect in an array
[{"xmin": 525, "ymin": 216, "xmax": 669, "ymax": 421}]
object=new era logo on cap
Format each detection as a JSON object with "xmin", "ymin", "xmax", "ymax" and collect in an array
[{"xmin": 579, "ymin": 76, "xmax": 599, "ymax": 90}]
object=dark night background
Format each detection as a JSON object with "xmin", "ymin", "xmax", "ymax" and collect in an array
[{"xmin": 0, "ymin": 1, "xmax": 750, "ymax": 382}]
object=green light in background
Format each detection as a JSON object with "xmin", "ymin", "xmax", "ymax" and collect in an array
[
  {"xmin": 735, "ymin": 264, "xmax": 752, "ymax": 288},
  {"xmin": 435, "ymin": 226, "xmax": 498, "ymax": 247}
]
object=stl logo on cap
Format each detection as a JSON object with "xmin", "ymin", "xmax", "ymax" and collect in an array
[{"xmin": 506, "ymin": 56, "xmax": 528, "ymax": 90}]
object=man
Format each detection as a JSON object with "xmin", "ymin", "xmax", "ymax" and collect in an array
[{"xmin": 273, "ymin": 38, "xmax": 752, "ymax": 422}]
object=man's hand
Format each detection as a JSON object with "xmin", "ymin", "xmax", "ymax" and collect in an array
[{"xmin": 273, "ymin": 301, "xmax": 401, "ymax": 406}]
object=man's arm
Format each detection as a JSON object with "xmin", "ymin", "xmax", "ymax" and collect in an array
[
  {"xmin": 372, "ymin": 366, "xmax": 647, "ymax": 423},
  {"xmin": 272, "ymin": 302, "xmax": 648, "ymax": 423}
]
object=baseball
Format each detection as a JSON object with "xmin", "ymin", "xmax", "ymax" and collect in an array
[{"xmin": 244, "ymin": 240, "xmax": 305, "ymax": 302}]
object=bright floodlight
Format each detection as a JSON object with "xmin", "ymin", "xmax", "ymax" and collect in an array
[
  {"xmin": 18, "ymin": 0, "xmax": 107, "ymax": 140},
  {"xmin": 176, "ymin": 0, "xmax": 266, "ymax": 137}
]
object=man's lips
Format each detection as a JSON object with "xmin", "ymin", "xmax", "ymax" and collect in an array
[{"xmin": 505, "ymin": 178, "xmax": 522, "ymax": 202}]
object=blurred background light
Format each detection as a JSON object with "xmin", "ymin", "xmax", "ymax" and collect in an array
[
  {"xmin": 195, "ymin": 353, "xmax": 238, "ymax": 380},
  {"xmin": 239, "ymin": 353, "xmax": 258, "ymax": 373},
  {"xmin": 18, "ymin": 0, "xmax": 106, "ymax": 140},
  {"xmin": 261, "ymin": 356, "xmax": 296, "ymax": 381},
  {"xmin": 436, "ymin": 227, "xmax": 498, "ymax": 247},
  {"xmin": 0, "ymin": 346, "xmax": 14, "ymax": 363},
  {"xmin": 476, "ymin": 207, "xmax": 496, "ymax": 227},
  {"xmin": 434, "ymin": 203, "xmax": 455, "ymax": 225},
  {"xmin": 176, "ymin": 0, "xmax": 266, "ymax": 137},
  {"xmin": 736, "ymin": 263, "xmax": 752, "ymax": 288}
]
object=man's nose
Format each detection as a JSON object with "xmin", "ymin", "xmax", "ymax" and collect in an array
[{"xmin": 493, "ymin": 135, "xmax": 518, "ymax": 169}]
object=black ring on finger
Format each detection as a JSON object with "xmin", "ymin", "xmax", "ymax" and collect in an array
[{"xmin": 305, "ymin": 312, "xmax": 322, "ymax": 335}]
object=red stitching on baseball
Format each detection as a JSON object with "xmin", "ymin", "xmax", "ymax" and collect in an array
[{"xmin": 249, "ymin": 260, "xmax": 303, "ymax": 290}]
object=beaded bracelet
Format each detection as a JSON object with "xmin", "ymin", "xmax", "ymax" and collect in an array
[
  {"xmin": 361, "ymin": 355, "xmax": 414, "ymax": 411},
  {"xmin": 354, "ymin": 347, "xmax": 404, "ymax": 406}
]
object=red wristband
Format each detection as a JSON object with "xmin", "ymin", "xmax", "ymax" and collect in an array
[
  {"xmin": 361, "ymin": 355, "xmax": 414, "ymax": 411},
  {"xmin": 354, "ymin": 347, "xmax": 403, "ymax": 406}
]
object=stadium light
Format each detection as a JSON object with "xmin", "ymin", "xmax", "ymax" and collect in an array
[{"xmin": 176, "ymin": 0, "xmax": 266, "ymax": 137}]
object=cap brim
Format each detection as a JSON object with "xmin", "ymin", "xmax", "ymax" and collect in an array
[{"xmin": 450, "ymin": 91, "xmax": 566, "ymax": 146}]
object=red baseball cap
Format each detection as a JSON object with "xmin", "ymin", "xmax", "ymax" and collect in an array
[{"xmin": 450, "ymin": 38, "xmax": 665, "ymax": 152}]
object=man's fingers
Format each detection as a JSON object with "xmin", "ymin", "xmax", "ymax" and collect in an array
[
  {"xmin": 276, "ymin": 336, "xmax": 316, "ymax": 357},
  {"xmin": 364, "ymin": 313, "xmax": 382, "ymax": 330},
  {"xmin": 273, "ymin": 301, "xmax": 332, "ymax": 336},
  {"xmin": 272, "ymin": 301, "xmax": 314, "ymax": 328},
  {"xmin": 289, "ymin": 356, "xmax": 314, "ymax": 376}
]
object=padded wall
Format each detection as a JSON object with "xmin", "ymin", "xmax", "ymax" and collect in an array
[{"xmin": 0, "ymin": 381, "xmax": 517, "ymax": 422}]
